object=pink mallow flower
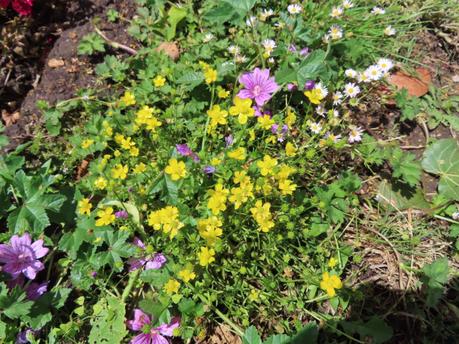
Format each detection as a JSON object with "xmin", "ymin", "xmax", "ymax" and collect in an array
[
  {"xmin": 0, "ymin": 0, "xmax": 33, "ymax": 16},
  {"xmin": 127, "ymin": 309, "xmax": 180, "ymax": 344},
  {"xmin": 238, "ymin": 68, "xmax": 279, "ymax": 106},
  {"xmin": 0, "ymin": 233, "xmax": 48, "ymax": 280},
  {"xmin": 127, "ymin": 238, "xmax": 166, "ymax": 272}
]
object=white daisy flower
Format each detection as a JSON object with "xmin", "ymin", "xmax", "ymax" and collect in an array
[
  {"xmin": 203, "ymin": 33, "xmax": 214, "ymax": 43},
  {"xmin": 287, "ymin": 4, "xmax": 303, "ymax": 14},
  {"xmin": 345, "ymin": 69, "xmax": 358, "ymax": 79},
  {"xmin": 246, "ymin": 16, "xmax": 257, "ymax": 27},
  {"xmin": 331, "ymin": 7, "xmax": 344, "ymax": 18},
  {"xmin": 325, "ymin": 132, "xmax": 341, "ymax": 143},
  {"xmin": 329, "ymin": 25, "xmax": 343, "ymax": 40},
  {"xmin": 384, "ymin": 25, "xmax": 396, "ymax": 36},
  {"xmin": 316, "ymin": 104, "xmax": 327, "ymax": 116},
  {"xmin": 310, "ymin": 122, "xmax": 323, "ymax": 134},
  {"xmin": 377, "ymin": 58, "xmax": 394, "ymax": 73},
  {"xmin": 315, "ymin": 82, "xmax": 329, "ymax": 98},
  {"xmin": 260, "ymin": 8, "xmax": 274, "ymax": 21},
  {"xmin": 235, "ymin": 54, "xmax": 248, "ymax": 63},
  {"xmin": 366, "ymin": 65, "xmax": 383, "ymax": 81},
  {"xmin": 228, "ymin": 45, "xmax": 240, "ymax": 55},
  {"xmin": 358, "ymin": 71, "xmax": 372, "ymax": 83},
  {"xmin": 322, "ymin": 34, "xmax": 331, "ymax": 44},
  {"xmin": 371, "ymin": 7, "xmax": 386, "ymax": 15},
  {"xmin": 332, "ymin": 109, "xmax": 340, "ymax": 117},
  {"xmin": 344, "ymin": 83, "xmax": 360, "ymax": 98},
  {"xmin": 348, "ymin": 126, "xmax": 364, "ymax": 143},
  {"xmin": 262, "ymin": 39, "xmax": 277, "ymax": 54},
  {"xmin": 332, "ymin": 92, "xmax": 343, "ymax": 105},
  {"xmin": 342, "ymin": 0, "xmax": 354, "ymax": 9}
]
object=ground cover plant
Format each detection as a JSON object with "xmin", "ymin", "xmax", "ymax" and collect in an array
[{"xmin": 0, "ymin": 0, "xmax": 458, "ymax": 343}]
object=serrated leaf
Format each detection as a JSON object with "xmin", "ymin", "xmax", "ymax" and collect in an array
[
  {"xmin": 297, "ymin": 50, "xmax": 327, "ymax": 86},
  {"xmin": 242, "ymin": 326, "xmax": 262, "ymax": 344},
  {"xmin": 88, "ymin": 296, "xmax": 127, "ymax": 344},
  {"xmin": 204, "ymin": 2, "xmax": 236, "ymax": 23},
  {"xmin": 422, "ymin": 139, "xmax": 459, "ymax": 200}
]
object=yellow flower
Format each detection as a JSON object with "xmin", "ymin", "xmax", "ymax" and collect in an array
[
  {"xmin": 204, "ymin": 68, "xmax": 217, "ymax": 84},
  {"xmin": 164, "ymin": 279, "xmax": 180, "ymax": 295},
  {"xmin": 133, "ymin": 163, "xmax": 146, "ymax": 174},
  {"xmin": 278, "ymin": 179, "xmax": 297, "ymax": 195},
  {"xmin": 229, "ymin": 184, "xmax": 253, "ymax": 209},
  {"xmin": 229, "ymin": 97, "xmax": 255, "ymax": 124},
  {"xmin": 178, "ymin": 268, "xmax": 196, "ymax": 283},
  {"xmin": 147, "ymin": 206, "xmax": 184, "ymax": 239},
  {"xmin": 153, "ymin": 75, "xmax": 166, "ymax": 87},
  {"xmin": 121, "ymin": 91, "xmax": 136, "ymax": 106},
  {"xmin": 285, "ymin": 142, "xmax": 297, "ymax": 157},
  {"xmin": 94, "ymin": 177, "xmax": 108, "ymax": 190},
  {"xmin": 114, "ymin": 150, "xmax": 121, "ymax": 157},
  {"xmin": 285, "ymin": 108, "xmax": 296, "ymax": 126},
  {"xmin": 257, "ymin": 115, "xmax": 275, "ymax": 130},
  {"xmin": 217, "ymin": 86, "xmax": 230, "ymax": 99},
  {"xmin": 146, "ymin": 117, "xmax": 162, "ymax": 132},
  {"xmin": 248, "ymin": 289, "xmax": 260, "ymax": 302},
  {"xmin": 257, "ymin": 155, "xmax": 278, "ymax": 176},
  {"xmin": 81, "ymin": 139, "xmax": 94, "ymax": 149},
  {"xmin": 165, "ymin": 159, "xmax": 187, "ymax": 181},
  {"xmin": 207, "ymin": 183, "xmax": 229, "ymax": 215},
  {"xmin": 78, "ymin": 198, "xmax": 92, "ymax": 215},
  {"xmin": 198, "ymin": 217, "xmax": 223, "ymax": 245},
  {"xmin": 198, "ymin": 247, "xmax": 215, "ymax": 266},
  {"xmin": 276, "ymin": 165, "xmax": 296, "ymax": 181},
  {"xmin": 95, "ymin": 207, "xmax": 116, "ymax": 226},
  {"xmin": 207, "ymin": 105, "xmax": 228, "ymax": 129},
  {"xmin": 130, "ymin": 147, "xmax": 139, "ymax": 157},
  {"xmin": 320, "ymin": 272, "xmax": 343, "ymax": 297},
  {"xmin": 136, "ymin": 106, "xmax": 154, "ymax": 125},
  {"xmin": 211, "ymin": 157, "xmax": 221, "ymax": 165},
  {"xmin": 304, "ymin": 89, "xmax": 324, "ymax": 105},
  {"xmin": 249, "ymin": 129, "xmax": 256, "ymax": 141},
  {"xmin": 250, "ymin": 200, "xmax": 275, "ymax": 232},
  {"xmin": 328, "ymin": 257, "xmax": 338, "ymax": 268},
  {"xmin": 233, "ymin": 171, "xmax": 251, "ymax": 185},
  {"xmin": 228, "ymin": 147, "xmax": 246, "ymax": 161},
  {"xmin": 111, "ymin": 164, "xmax": 128, "ymax": 180}
]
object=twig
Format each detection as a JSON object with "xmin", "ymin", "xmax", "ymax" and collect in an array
[
  {"xmin": 400, "ymin": 145, "xmax": 425, "ymax": 150},
  {"xmin": 94, "ymin": 26, "xmax": 137, "ymax": 55}
]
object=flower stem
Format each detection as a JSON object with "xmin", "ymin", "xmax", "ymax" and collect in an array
[{"xmin": 121, "ymin": 268, "xmax": 141, "ymax": 302}]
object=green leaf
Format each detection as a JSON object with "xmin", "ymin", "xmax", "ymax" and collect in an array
[
  {"xmin": 88, "ymin": 296, "xmax": 127, "ymax": 344},
  {"xmin": 377, "ymin": 180, "xmax": 430, "ymax": 212},
  {"xmin": 422, "ymin": 139, "xmax": 459, "ymax": 200},
  {"xmin": 290, "ymin": 323, "xmax": 318, "ymax": 344},
  {"xmin": 78, "ymin": 33, "xmax": 106, "ymax": 55},
  {"xmin": 264, "ymin": 334, "xmax": 291, "ymax": 344},
  {"xmin": 176, "ymin": 71, "xmax": 205, "ymax": 91},
  {"xmin": 275, "ymin": 63, "xmax": 297, "ymax": 84},
  {"xmin": 223, "ymin": 0, "xmax": 258, "ymax": 13},
  {"xmin": 0, "ymin": 285, "xmax": 33, "ymax": 320},
  {"xmin": 166, "ymin": 5, "xmax": 187, "ymax": 40},
  {"xmin": 296, "ymin": 50, "xmax": 327, "ymax": 86},
  {"xmin": 7, "ymin": 201, "xmax": 50, "ymax": 234},
  {"xmin": 391, "ymin": 148, "xmax": 422, "ymax": 186},
  {"xmin": 164, "ymin": 175, "xmax": 179, "ymax": 204},
  {"xmin": 242, "ymin": 326, "xmax": 262, "ymax": 344},
  {"xmin": 204, "ymin": 2, "xmax": 236, "ymax": 23}
]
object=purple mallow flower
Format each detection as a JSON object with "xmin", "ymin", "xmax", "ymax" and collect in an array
[
  {"xmin": 26, "ymin": 282, "xmax": 48, "ymax": 301},
  {"xmin": 287, "ymin": 83, "xmax": 297, "ymax": 91},
  {"xmin": 128, "ymin": 238, "xmax": 166, "ymax": 272},
  {"xmin": 238, "ymin": 68, "xmax": 279, "ymax": 106},
  {"xmin": 225, "ymin": 135, "xmax": 234, "ymax": 148},
  {"xmin": 176, "ymin": 144, "xmax": 199, "ymax": 162},
  {"xmin": 0, "ymin": 233, "xmax": 48, "ymax": 280},
  {"xmin": 16, "ymin": 329, "xmax": 39, "ymax": 344},
  {"xmin": 300, "ymin": 47, "xmax": 310, "ymax": 56},
  {"xmin": 127, "ymin": 309, "xmax": 180, "ymax": 344},
  {"xmin": 203, "ymin": 166, "xmax": 216, "ymax": 175},
  {"xmin": 304, "ymin": 80, "xmax": 316, "ymax": 90},
  {"xmin": 115, "ymin": 210, "xmax": 129, "ymax": 219}
]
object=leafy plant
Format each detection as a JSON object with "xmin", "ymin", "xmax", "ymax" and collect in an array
[{"xmin": 78, "ymin": 33, "xmax": 106, "ymax": 55}]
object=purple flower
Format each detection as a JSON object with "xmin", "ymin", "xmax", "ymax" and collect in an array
[
  {"xmin": 304, "ymin": 80, "xmax": 316, "ymax": 90},
  {"xmin": 115, "ymin": 210, "xmax": 129, "ymax": 219},
  {"xmin": 0, "ymin": 233, "xmax": 48, "ymax": 280},
  {"xmin": 127, "ymin": 309, "xmax": 180, "ymax": 344},
  {"xmin": 16, "ymin": 329, "xmax": 38, "ymax": 344},
  {"xmin": 225, "ymin": 135, "xmax": 234, "ymax": 148},
  {"xmin": 300, "ymin": 47, "xmax": 310, "ymax": 56},
  {"xmin": 26, "ymin": 282, "xmax": 48, "ymax": 300},
  {"xmin": 237, "ymin": 68, "xmax": 279, "ymax": 106},
  {"xmin": 203, "ymin": 166, "xmax": 216, "ymax": 175},
  {"xmin": 287, "ymin": 83, "xmax": 297, "ymax": 91},
  {"xmin": 271, "ymin": 124, "xmax": 279, "ymax": 134},
  {"xmin": 128, "ymin": 238, "xmax": 166, "ymax": 272},
  {"xmin": 176, "ymin": 144, "xmax": 199, "ymax": 162},
  {"xmin": 288, "ymin": 44, "xmax": 297, "ymax": 52}
]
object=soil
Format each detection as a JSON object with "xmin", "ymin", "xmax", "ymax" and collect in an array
[{"xmin": 1, "ymin": 0, "xmax": 138, "ymax": 152}]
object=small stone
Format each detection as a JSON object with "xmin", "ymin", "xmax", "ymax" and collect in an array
[{"xmin": 48, "ymin": 58, "xmax": 65, "ymax": 68}]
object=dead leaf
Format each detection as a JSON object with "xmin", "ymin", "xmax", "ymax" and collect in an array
[
  {"xmin": 1, "ymin": 110, "xmax": 20, "ymax": 126},
  {"xmin": 48, "ymin": 58, "xmax": 65, "ymax": 68},
  {"xmin": 76, "ymin": 159, "xmax": 90, "ymax": 180},
  {"xmin": 155, "ymin": 42, "xmax": 180, "ymax": 61},
  {"xmin": 387, "ymin": 67, "xmax": 432, "ymax": 97}
]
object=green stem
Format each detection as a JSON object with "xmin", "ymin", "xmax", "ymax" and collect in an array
[{"xmin": 121, "ymin": 269, "xmax": 141, "ymax": 302}]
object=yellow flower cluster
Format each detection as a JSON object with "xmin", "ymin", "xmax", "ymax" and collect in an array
[
  {"xmin": 250, "ymin": 200, "xmax": 274, "ymax": 232},
  {"xmin": 207, "ymin": 105, "xmax": 228, "ymax": 130},
  {"xmin": 257, "ymin": 155, "xmax": 278, "ymax": 176},
  {"xmin": 135, "ymin": 106, "xmax": 162, "ymax": 132},
  {"xmin": 198, "ymin": 246, "xmax": 215, "ymax": 266},
  {"xmin": 197, "ymin": 216, "xmax": 223, "ymax": 245},
  {"xmin": 78, "ymin": 198, "xmax": 92, "ymax": 215},
  {"xmin": 228, "ymin": 147, "xmax": 246, "ymax": 161},
  {"xmin": 207, "ymin": 183, "xmax": 229, "ymax": 215},
  {"xmin": 111, "ymin": 163, "xmax": 128, "ymax": 180},
  {"xmin": 114, "ymin": 134, "xmax": 139, "ymax": 156},
  {"xmin": 120, "ymin": 91, "xmax": 136, "ymax": 106},
  {"xmin": 229, "ymin": 171, "xmax": 254, "ymax": 209},
  {"xmin": 147, "ymin": 206, "xmax": 184, "ymax": 239},
  {"xmin": 229, "ymin": 97, "xmax": 255, "ymax": 124},
  {"xmin": 96, "ymin": 207, "xmax": 116, "ymax": 227},
  {"xmin": 320, "ymin": 272, "xmax": 343, "ymax": 297}
]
